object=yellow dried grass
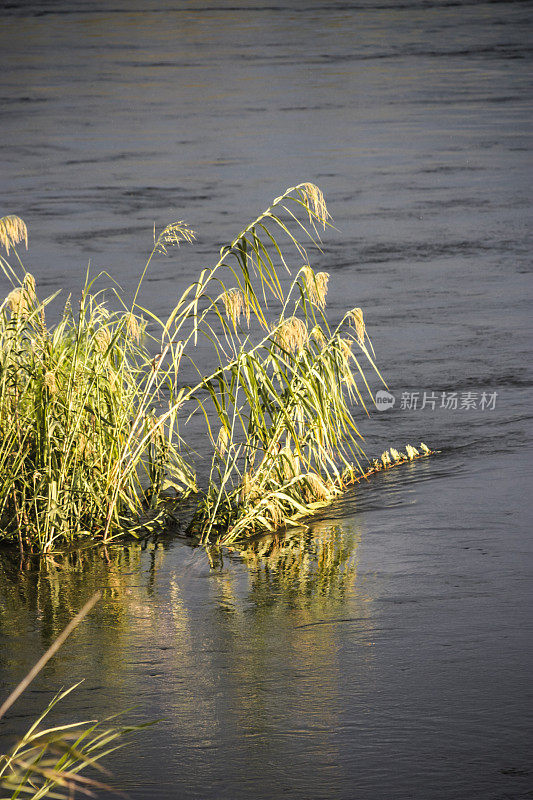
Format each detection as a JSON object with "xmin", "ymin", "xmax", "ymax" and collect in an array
[
  {"xmin": 349, "ymin": 307, "xmax": 365, "ymax": 346},
  {"xmin": 273, "ymin": 316, "xmax": 308, "ymax": 355},
  {"xmin": 301, "ymin": 265, "xmax": 329, "ymax": 308},
  {"xmin": 0, "ymin": 215, "xmax": 28, "ymax": 254},
  {"xmin": 301, "ymin": 183, "xmax": 330, "ymax": 229},
  {"xmin": 221, "ymin": 288, "xmax": 249, "ymax": 329}
]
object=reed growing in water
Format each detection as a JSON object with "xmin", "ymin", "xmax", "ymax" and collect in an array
[
  {"xmin": 0, "ymin": 184, "xmax": 432, "ymax": 553},
  {"xmin": 0, "ymin": 266, "xmax": 196, "ymax": 552}
]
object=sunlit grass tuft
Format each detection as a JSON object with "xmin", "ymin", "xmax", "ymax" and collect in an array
[
  {"xmin": 0, "ymin": 684, "xmax": 134, "ymax": 800},
  {"xmin": 0, "ymin": 257, "xmax": 196, "ymax": 552},
  {"xmin": 0, "ymin": 184, "xmax": 433, "ymax": 552}
]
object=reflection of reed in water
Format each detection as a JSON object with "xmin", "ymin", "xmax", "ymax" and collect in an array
[
  {"xmin": 225, "ymin": 521, "xmax": 362, "ymax": 606},
  {"xmin": 0, "ymin": 527, "xmax": 374, "ymax": 797},
  {"xmin": 0, "ymin": 544, "xmax": 168, "ymax": 689},
  {"xmin": 200, "ymin": 521, "xmax": 372, "ymax": 796}
]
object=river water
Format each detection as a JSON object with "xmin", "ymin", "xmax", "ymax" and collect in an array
[{"xmin": 1, "ymin": 1, "xmax": 532, "ymax": 798}]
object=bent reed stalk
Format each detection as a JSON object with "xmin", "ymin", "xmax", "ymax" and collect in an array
[
  {"xmin": 0, "ymin": 594, "xmax": 145, "ymax": 799},
  {"xmin": 0, "ymin": 184, "xmax": 432, "ymax": 553}
]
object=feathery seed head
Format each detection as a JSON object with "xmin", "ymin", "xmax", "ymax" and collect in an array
[
  {"xmin": 216, "ymin": 426, "xmax": 230, "ymax": 458},
  {"xmin": 61, "ymin": 296, "xmax": 72, "ymax": 323},
  {"xmin": 420, "ymin": 442, "xmax": 431, "ymax": 454},
  {"xmin": 44, "ymin": 370, "xmax": 58, "ymax": 395},
  {"xmin": 338, "ymin": 338, "xmax": 356, "ymax": 386},
  {"xmin": 23, "ymin": 273, "xmax": 37, "ymax": 302},
  {"xmin": 0, "ymin": 215, "xmax": 28, "ymax": 254},
  {"xmin": 301, "ymin": 264, "xmax": 314, "ymax": 285},
  {"xmin": 339, "ymin": 337, "xmax": 353, "ymax": 362},
  {"xmin": 125, "ymin": 312, "xmax": 142, "ymax": 343},
  {"xmin": 301, "ymin": 266, "xmax": 329, "ymax": 308},
  {"xmin": 303, "ymin": 472, "xmax": 331, "ymax": 502},
  {"xmin": 311, "ymin": 325, "xmax": 326, "ymax": 349},
  {"xmin": 7, "ymin": 288, "xmax": 28, "ymax": 317},
  {"xmin": 155, "ymin": 220, "xmax": 196, "ymax": 254},
  {"xmin": 272, "ymin": 316, "xmax": 308, "ymax": 355},
  {"xmin": 406, "ymin": 444, "xmax": 419, "ymax": 460},
  {"xmin": 94, "ymin": 327, "xmax": 112, "ymax": 354},
  {"xmin": 381, "ymin": 450, "xmax": 391, "ymax": 467},
  {"xmin": 349, "ymin": 307, "xmax": 365, "ymax": 346},
  {"xmin": 301, "ymin": 183, "xmax": 330, "ymax": 229},
  {"xmin": 315, "ymin": 272, "xmax": 329, "ymax": 306},
  {"xmin": 389, "ymin": 447, "xmax": 402, "ymax": 463},
  {"xmin": 221, "ymin": 288, "xmax": 249, "ymax": 329}
]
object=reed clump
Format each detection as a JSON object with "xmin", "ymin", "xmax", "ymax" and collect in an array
[
  {"xmin": 0, "ymin": 266, "xmax": 196, "ymax": 553},
  {"xmin": 0, "ymin": 184, "xmax": 433, "ymax": 552}
]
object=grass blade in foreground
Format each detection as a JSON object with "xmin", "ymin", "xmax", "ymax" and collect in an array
[{"xmin": 0, "ymin": 593, "xmax": 145, "ymax": 799}]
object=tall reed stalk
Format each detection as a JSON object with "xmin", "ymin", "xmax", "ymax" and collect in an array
[{"xmin": 0, "ymin": 183, "xmax": 424, "ymax": 552}]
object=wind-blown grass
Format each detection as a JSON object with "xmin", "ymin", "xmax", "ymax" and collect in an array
[
  {"xmin": 0, "ymin": 593, "xmax": 144, "ymax": 799},
  {"xmin": 0, "ymin": 683, "xmax": 135, "ymax": 800},
  {"xmin": 0, "ymin": 184, "xmax": 432, "ymax": 552}
]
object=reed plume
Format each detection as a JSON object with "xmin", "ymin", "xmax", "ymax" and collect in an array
[
  {"xmin": 155, "ymin": 220, "xmax": 196, "ymax": 254},
  {"xmin": 301, "ymin": 183, "xmax": 330, "ymax": 229},
  {"xmin": 7, "ymin": 288, "xmax": 28, "ymax": 316},
  {"xmin": 301, "ymin": 265, "xmax": 329, "ymax": 308},
  {"xmin": 0, "ymin": 215, "xmax": 28, "ymax": 254},
  {"xmin": 406, "ymin": 444, "xmax": 419, "ymax": 460},
  {"xmin": 221, "ymin": 288, "xmax": 249, "ymax": 329},
  {"xmin": 349, "ymin": 307, "xmax": 365, "ymax": 346},
  {"xmin": 272, "ymin": 316, "xmax": 308, "ymax": 354}
]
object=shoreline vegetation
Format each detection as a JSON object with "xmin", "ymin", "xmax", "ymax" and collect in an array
[{"xmin": 0, "ymin": 185, "xmax": 433, "ymax": 554}]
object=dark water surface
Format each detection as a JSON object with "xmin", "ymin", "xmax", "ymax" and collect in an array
[{"xmin": 1, "ymin": 1, "xmax": 532, "ymax": 798}]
